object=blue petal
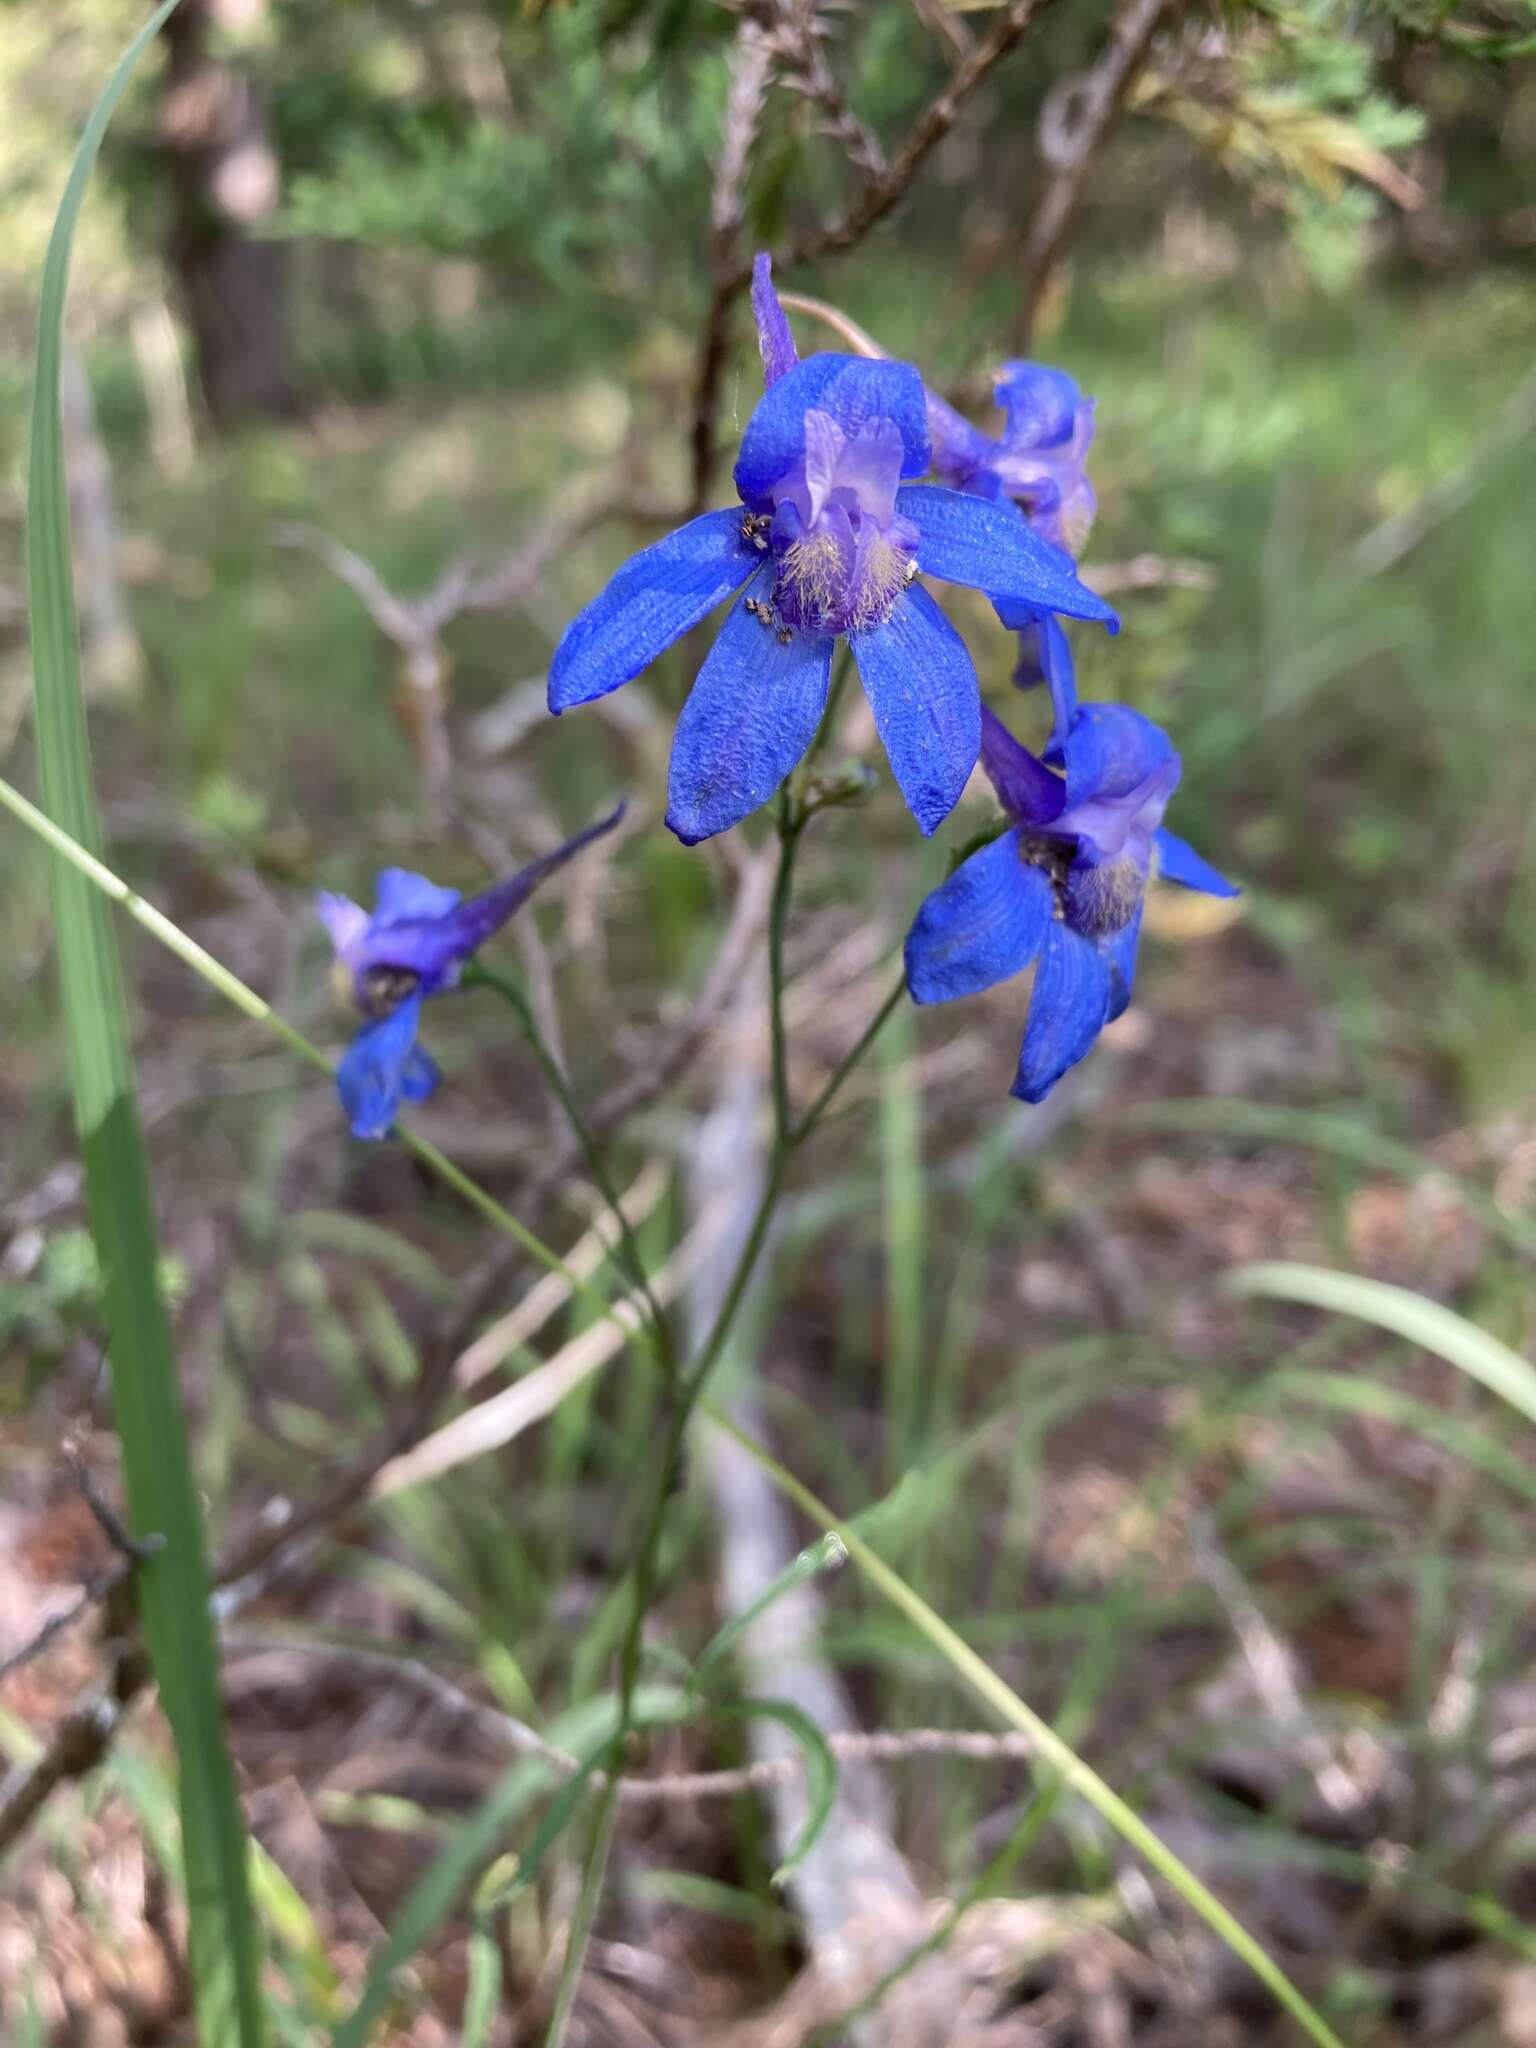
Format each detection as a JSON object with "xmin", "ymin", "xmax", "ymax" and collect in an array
[
  {"xmin": 372, "ymin": 869, "xmax": 462, "ymax": 927},
  {"xmin": 850, "ymin": 586, "xmax": 981, "ymax": 837},
  {"xmin": 1103, "ymin": 905, "xmax": 1143, "ymax": 1024},
  {"xmin": 734, "ymin": 355, "xmax": 929, "ymax": 508},
  {"xmin": 1154, "ymin": 828, "xmax": 1240, "ymax": 898},
  {"xmin": 1062, "ymin": 703, "xmax": 1177, "ymax": 809},
  {"xmin": 993, "ymin": 362, "xmax": 1085, "ymax": 449},
  {"xmin": 1012, "ymin": 924, "xmax": 1111, "ymax": 1103},
  {"xmin": 337, "ymin": 993, "xmax": 427, "ymax": 1140},
  {"xmin": 978, "ymin": 703, "xmax": 1064, "ymax": 829},
  {"xmin": 898, "ymin": 486, "xmax": 1117, "ymax": 628},
  {"xmin": 400, "ymin": 1041, "xmax": 441, "ymax": 1104},
  {"xmin": 666, "ymin": 578, "xmax": 833, "ymax": 844},
  {"xmin": 549, "ymin": 509, "xmax": 755, "ymax": 713},
  {"xmin": 752, "ymin": 253, "xmax": 798, "ymax": 388},
  {"xmin": 904, "ymin": 830, "xmax": 1053, "ymax": 1003}
]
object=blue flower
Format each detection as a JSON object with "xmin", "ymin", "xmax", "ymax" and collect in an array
[
  {"xmin": 928, "ymin": 362, "xmax": 1099, "ymax": 758},
  {"xmin": 317, "ymin": 805, "xmax": 623, "ymax": 1139},
  {"xmin": 549, "ymin": 257, "xmax": 1117, "ymax": 846},
  {"xmin": 903, "ymin": 704, "xmax": 1236, "ymax": 1102}
]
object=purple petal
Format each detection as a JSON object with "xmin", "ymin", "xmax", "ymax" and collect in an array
[
  {"xmin": 993, "ymin": 362, "xmax": 1090, "ymax": 451},
  {"xmin": 924, "ymin": 388, "xmax": 995, "ymax": 487},
  {"xmin": 435, "ymin": 804, "xmax": 627, "ymax": 961},
  {"xmin": 316, "ymin": 891, "xmax": 368, "ymax": 964},
  {"xmin": 752, "ymin": 253, "xmax": 799, "ymax": 388},
  {"xmin": 735, "ymin": 355, "xmax": 929, "ymax": 509},
  {"xmin": 904, "ymin": 830, "xmax": 1054, "ymax": 1003},
  {"xmin": 979, "ymin": 703, "xmax": 1065, "ymax": 829},
  {"xmin": 372, "ymin": 869, "xmax": 463, "ymax": 928},
  {"xmin": 355, "ymin": 805, "xmax": 626, "ymax": 989},
  {"xmin": 1061, "ymin": 703, "xmax": 1177, "ymax": 810},
  {"xmin": 549, "ymin": 509, "xmax": 756, "ymax": 712}
]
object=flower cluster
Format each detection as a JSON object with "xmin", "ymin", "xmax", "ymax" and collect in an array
[
  {"xmin": 318, "ymin": 258, "xmax": 1231, "ymax": 1132},
  {"xmin": 548, "ymin": 257, "xmax": 1118, "ymax": 846},
  {"xmin": 904, "ymin": 706, "xmax": 1235, "ymax": 1101},
  {"xmin": 318, "ymin": 806, "xmax": 622, "ymax": 1137}
]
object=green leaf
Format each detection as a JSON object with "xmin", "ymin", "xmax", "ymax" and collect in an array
[
  {"xmin": 1230, "ymin": 1262, "xmax": 1536, "ymax": 1426},
  {"xmin": 714, "ymin": 1697, "xmax": 839, "ymax": 1884},
  {"xmin": 25, "ymin": 3, "xmax": 265, "ymax": 2043},
  {"xmin": 692, "ymin": 1532, "xmax": 847, "ymax": 1687}
]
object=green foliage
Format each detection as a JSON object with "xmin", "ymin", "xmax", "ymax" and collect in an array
[{"xmin": 277, "ymin": 4, "xmax": 725, "ymax": 294}]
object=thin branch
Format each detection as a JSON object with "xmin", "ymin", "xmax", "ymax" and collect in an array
[
  {"xmin": 749, "ymin": 0, "xmax": 887, "ymax": 178},
  {"xmin": 0, "ymin": 1638, "xmax": 148, "ymax": 1858},
  {"xmin": 760, "ymin": 0, "xmax": 1065, "ymax": 286},
  {"xmin": 689, "ymin": 19, "xmax": 773, "ymax": 512},
  {"xmin": 1015, "ymin": 0, "xmax": 1177, "ymax": 344}
]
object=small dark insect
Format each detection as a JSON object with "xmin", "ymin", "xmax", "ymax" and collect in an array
[
  {"xmin": 744, "ymin": 596, "xmax": 771, "ymax": 622},
  {"xmin": 775, "ymin": 625, "xmax": 793, "ymax": 645},
  {"xmin": 740, "ymin": 512, "xmax": 772, "ymax": 551},
  {"xmin": 904, "ymin": 558, "xmax": 921, "ymax": 585}
]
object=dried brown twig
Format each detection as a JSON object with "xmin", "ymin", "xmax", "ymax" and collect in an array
[
  {"xmin": 689, "ymin": 19, "xmax": 774, "ymax": 512},
  {"xmin": 274, "ymin": 477, "xmax": 677, "ymax": 817}
]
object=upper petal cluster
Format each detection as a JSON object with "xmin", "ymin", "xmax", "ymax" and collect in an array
[{"xmin": 548, "ymin": 256, "xmax": 1113, "ymax": 848}]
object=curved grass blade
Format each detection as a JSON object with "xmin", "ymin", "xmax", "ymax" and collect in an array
[
  {"xmin": 1230, "ymin": 1262, "xmax": 1536, "ymax": 1427},
  {"xmin": 701, "ymin": 1407, "xmax": 1350, "ymax": 2048},
  {"xmin": 714, "ymin": 1696, "xmax": 839, "ymax": 1883},
  {"xmin": 26, "ymin": 4, "xmax": 265, "ymax": 2042}
]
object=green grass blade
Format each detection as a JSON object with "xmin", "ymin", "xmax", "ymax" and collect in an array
[
  {"xmin": 702, "ymin": 1406, "xmax": 1350, "ymax": 2048},
  {"xmin": 1230, "ymin": 1262, "xmax": 1536, "ymax": 1426},
  {"xmin": 717, "ymin": 1697, "xmax": 838, "ymax": 1883},
  {"xmin": 332, "ymin": 1746, "xmax": 612, "ymax": 2048},
  {"xmin": 25, "ymin": 5, "xmax": 265, "ymax": 2042}
]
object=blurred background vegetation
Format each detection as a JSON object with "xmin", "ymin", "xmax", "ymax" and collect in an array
[{"xmin": 2, "ymin": 0, "xmax": 1535, "ymax": 2042}]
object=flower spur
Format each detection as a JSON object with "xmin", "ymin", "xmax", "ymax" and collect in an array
[
  {"xmin": 317, "ymin": 804, "xmax": 624, "ymax": 1139},
  {"xmin": 548, "ymin": 257, "xmax": 1117, "ymax": 846}
]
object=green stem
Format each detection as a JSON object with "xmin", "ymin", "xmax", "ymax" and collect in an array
[
  {"xmin": 465, "ymin": 961, "xmax": 675, "ymax": 1380},
  {"xmin": 767, "ymin": 791, "xmax": 803, "ymax": 1143},
  {"xmin": 540, "ymin": 1774, "xmax": 621, "ymax": 2048},
  {"xmin": 791, "ymin": 970, "xmax": 907, "ymax": 1145}
]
